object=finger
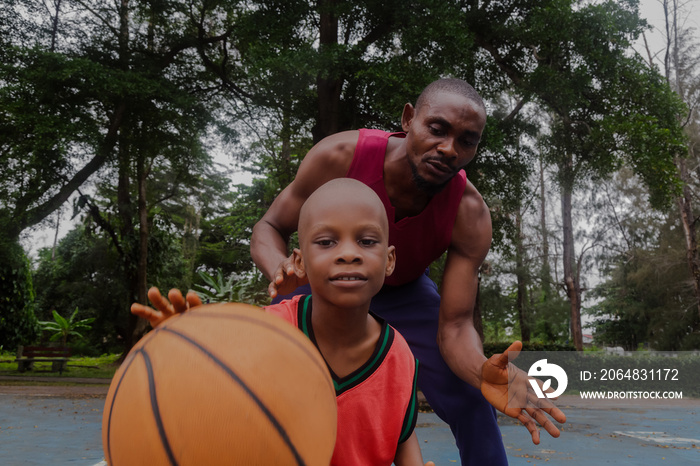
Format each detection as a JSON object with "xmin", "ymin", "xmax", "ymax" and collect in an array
[
  {"xmin": 168, "ymin": 289, "xmax": 188, "ymax": 313},
  {"xmin": 500, "ymin": 340, "xmax": 522, "ymax": 363},
  {"xmin": 527, "ymin": 394, "xmax": 567, "ymax": 424},
  {"xmin": 186, "ymin": 291, "xmax": 203, "ymax": 308},
  {"xmin": 147, "ymin": 287, "xmax": 173, "ymax": 314},
  {"xmin": 425, "ymin": 462, "xmax": 435, "ymax": 466},
  {"xmin": 130, "ymin": 303, "xmax": 159, "ymax": 320},
  {"xmin": 516, "ymin": 411, "xmax": 540, "ymax": 445},
  {"xmin": 274, "ymin": 267, "xmax": 286, "ymax": 285},
  {"xmin": 268, "ymin": 281, "xmax": 278, "ymax": 298},
  {"xmin": 525, "ymin": 406, "xmax": 561, "ymax": 438}
]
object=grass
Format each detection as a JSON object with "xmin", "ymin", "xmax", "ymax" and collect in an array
[{"xmin": 0, "ymin": 351, "xmax": 119, "ymax": 380}]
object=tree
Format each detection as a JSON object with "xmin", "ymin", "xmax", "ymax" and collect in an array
[
  {"xmin": 640, "ymin": 0, "xmax": 700, "ymax": 318},
  {"xmin": 38, "ymin": 308, "xmax": 95, "ymax": 346},
  {"xmin": 0, "ymin": 239, "xmax": 38, "ymax": 350},
  {"xmin": 473, "ymin": 0, "xmax": 686, "ymax": 349}
]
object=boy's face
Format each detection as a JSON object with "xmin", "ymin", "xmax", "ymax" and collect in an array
[{"xmin": 294, "ymin": 190, "xmax": 395, "ymax": 311}]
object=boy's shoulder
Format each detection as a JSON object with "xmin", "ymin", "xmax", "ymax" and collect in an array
[{"xmin": 263, "ymin": 295, "xmax": 306, "ymax": 326}]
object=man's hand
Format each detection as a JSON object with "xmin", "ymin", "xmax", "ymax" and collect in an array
[
  {"xmin": 268, "ymin": 254, "xmax": 309, "ymax": 299},
  {"xmin": 481, "ymin": 341, "xmax": 567, "ymax": 445},
  {"xmin": 131, "ymin": 287, "xmax": 203, "ymax": 328}
]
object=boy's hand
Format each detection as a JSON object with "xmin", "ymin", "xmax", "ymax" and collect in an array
[
  {"xmin": 268, "ymin": 254, "xmax": 309, "ymax": 298},
  {"xmin": 480, "ymin": 341, "xmax": 567, "ymax": 445},
  {"xmin": 131, "ymin": 287, "xmax": 203, "ymax": 328}
]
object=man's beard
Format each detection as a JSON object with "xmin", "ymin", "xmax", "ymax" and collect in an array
[{"xmin": 408, "ymin": 157, "xmax": 453, "ymax": 196}]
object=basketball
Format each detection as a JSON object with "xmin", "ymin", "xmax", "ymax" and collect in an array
[{"xmin": 102, "ymin": 302, "xmax": 337, "ymax": 465}]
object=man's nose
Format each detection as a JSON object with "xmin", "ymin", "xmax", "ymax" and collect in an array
[{"xmin": 437, "ymin": 137, "xmax": 457, "ymax": 160}]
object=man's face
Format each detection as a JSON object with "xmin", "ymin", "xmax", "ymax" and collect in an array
[{"xmin": 402, "ymin": 91, "xmax": 486, "ymax": 193}]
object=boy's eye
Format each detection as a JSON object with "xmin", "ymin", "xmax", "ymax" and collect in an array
[
  {"xmin": 359, "ymin": 239, "xmax": 378, "ymax": 246},
  {"xmin": 314, "ymin": 239, "xmax": 334, "ymax": 246}
]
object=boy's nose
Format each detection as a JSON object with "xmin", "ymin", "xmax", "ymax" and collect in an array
[{"xmin": 336, "ymin": 242, "xmax": 362, "ymax": 263}]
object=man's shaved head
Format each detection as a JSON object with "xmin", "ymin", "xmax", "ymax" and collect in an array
[{"xmin": 415, "ymin": 78, "xmax": 485, "ymax": 113}]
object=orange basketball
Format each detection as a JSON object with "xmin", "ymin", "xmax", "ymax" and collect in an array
[{"xmin": 102, "ymin": 302, "xmax": 337, "ymax": 465}]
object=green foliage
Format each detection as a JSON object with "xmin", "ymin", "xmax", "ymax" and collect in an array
[
  {"xmin": 0, "ymin": 240, "xmax": 38, "ymax": 349},
  {"xmin": 482, "ymin": 341, "xmax": 576, "ymax": 359},
  {"xmin": 590, "ymin": 220, "xmax": 700, "ymax": 350},
  {"xmin": 32, "ymin": 224, "xmax": 190, "ymax": 353},
  {"xmin": 38, "ymin": 308, "xmax": 95, "ymax": 346},
  {"xmin": 193, "ymin": 269, "xmax": 270, "ymax": 306}
]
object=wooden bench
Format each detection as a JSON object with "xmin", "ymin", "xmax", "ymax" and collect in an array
[{"xmin": 15, "ymin": 345, "xmax": 72, "ymax": 374}]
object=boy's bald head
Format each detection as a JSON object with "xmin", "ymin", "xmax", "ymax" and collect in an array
[{"xmin": 298, "ymin": 178, "xmax": 389, "ymax": 244}]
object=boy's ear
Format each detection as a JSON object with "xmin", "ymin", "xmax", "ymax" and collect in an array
[
  {"xmin": 385, "ymin": 245, "xmax": 396, "ymax": 277},
  {"xmin": 292, "ymin": 248, "xmax": 306, "ymax": 278}
]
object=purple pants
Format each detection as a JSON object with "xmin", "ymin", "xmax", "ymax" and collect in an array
[{"xmin": 274, "ymin": 272, "xmax": 508, "ymax": 465}]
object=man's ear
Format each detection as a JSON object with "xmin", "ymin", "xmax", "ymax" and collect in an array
[
  {"xmin": 292, "ymin": 248, "xmax": 306, "ymax": 278},
  {"xmin": 385, "ymin": 245, "xmax": 396, "ymax": 277},
  {"xmin": 401, "ymin": 103, "xmax": 415, "ymax": 132}
]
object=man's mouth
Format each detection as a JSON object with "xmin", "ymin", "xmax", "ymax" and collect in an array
[{"xmin": 426, "ymin": 158, "xmax": 453, "ymax": 174}]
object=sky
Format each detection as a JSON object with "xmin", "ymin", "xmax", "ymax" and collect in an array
[{"xmin": 20, "ymin": 0, "xmax": 698, "ymax": 259}]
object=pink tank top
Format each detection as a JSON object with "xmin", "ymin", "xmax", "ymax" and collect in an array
[{"xmin": 346, "ymin": 129, "xmax": 467, "ymax": 286}]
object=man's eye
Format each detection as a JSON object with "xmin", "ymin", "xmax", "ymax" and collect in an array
[{"xmin": 429, "ymin": 126, "xmax": 444, "ymax": 135}]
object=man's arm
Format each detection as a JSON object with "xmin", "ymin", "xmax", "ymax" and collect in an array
[
  {"xmin": 437, "ymin": 182, "xmax": 566, "ymax": 444},
  {"xmin": 436, "ymin": 182, "xmax": 492, "ymax": 387},
  {"xmin": 250, "ymin": 131, "xmax": 359, "ymax": 297}
]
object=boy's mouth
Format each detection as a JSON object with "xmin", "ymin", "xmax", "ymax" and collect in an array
[{"xmin": 330, "ymin": 273, "xmax": 367, "ymax": 282}]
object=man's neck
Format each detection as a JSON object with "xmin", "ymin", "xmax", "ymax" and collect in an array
[{"xmin": 383, "ymin": 137, "xmax": 432, "ymax": 221}]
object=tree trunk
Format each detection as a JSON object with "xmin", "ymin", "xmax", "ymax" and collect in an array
[
  {"xmin": 675, "ymin": 157, "xmax": 700, "ymax": 318},
  {"xmin": 662, "ymin": 0, "xmax": 700, "ymax": 319},
  {"xmin": 313, "ymin": 0, "xmax": 343, "ymax": 144},
  {"xmin": 561, "ymin": 155, "xmax": 583, "ymax": 351},
  {"xmin": 49, "ymin": 0, "xmax": 62, "ymax": 52},
  {"xmin": 539, "ymin": 157, "xmax": 552, "ymax": 294},
  {"xmin": 515, "ymin": 207, "xmax": 530, "ymax": 342},
  {"xmin": 132, "ymin": 154, "xmax": 150, "ymax": 341}
]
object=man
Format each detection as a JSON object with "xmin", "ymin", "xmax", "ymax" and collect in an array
[{"xmin": 250, "ymin": 78, "xmax": 565, "ymax": 465}]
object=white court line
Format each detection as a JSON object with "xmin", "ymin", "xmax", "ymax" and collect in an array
[{"xmin": 614, "ymin": 431, "xmax": 700, "ymax": 445}]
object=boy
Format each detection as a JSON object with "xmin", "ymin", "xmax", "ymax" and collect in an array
[{"xmin": 132, "ymin": 178, "xmax": 433, "ymax": 466}]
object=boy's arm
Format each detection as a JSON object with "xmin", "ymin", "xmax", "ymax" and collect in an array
[{"xmin": 394, "ymin": 432, "xmax": 434, "ymax": 466}]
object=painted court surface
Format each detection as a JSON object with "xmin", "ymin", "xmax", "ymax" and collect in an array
[{"xmin": 0, "ymin": 382, "xmax": 698, "ymax": 465}]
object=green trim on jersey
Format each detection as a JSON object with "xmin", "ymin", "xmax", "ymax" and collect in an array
[{"xmin": 296, "ymin": 294, "xmax": 394, "ymax": 395}]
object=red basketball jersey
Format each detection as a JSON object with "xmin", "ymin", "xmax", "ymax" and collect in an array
[
  {"xmin": 346, "ymin": 128, "xmax": 467, "ymax": 286},
  {"xmin": 265, "ymin": 295, "xmax": 419, "ymax": 465}
]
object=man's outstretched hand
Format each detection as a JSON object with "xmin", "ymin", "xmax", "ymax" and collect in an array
[
  {"xmin": 481, "ymin": 341, "xmax": 567, "ymax": 445},
  {"xmin": 267, "ymin": 253, "xmax": 309, "ymax": 299},
  {"xmin": 131, "ymin": 287, "xmax": 203, "ymax": 328}
]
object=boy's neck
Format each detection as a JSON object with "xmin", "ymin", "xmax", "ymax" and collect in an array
[{"xmin": 309, "ymin": 296, "xmax": 382, "ymax": 379}]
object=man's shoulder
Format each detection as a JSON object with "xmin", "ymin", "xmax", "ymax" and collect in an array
[
  {"xmin": 299, "ymin": 130, "xmax": 361, "ymax": 176},
  {"xmin": 312, "ymin": 130, "xmax": 361, "ymax": 158},
  {"xmin": 450, "ymin": 178, "xmax": 492, "ymax": 254},
  {"xmin": 458, "ymin": 177, "xmax": 489, "ymax": 218}
]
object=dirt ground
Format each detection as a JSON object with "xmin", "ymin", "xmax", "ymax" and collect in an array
[{"xmin": 0, "ymin": 384, "xmax": 109, "ymax": 398}]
